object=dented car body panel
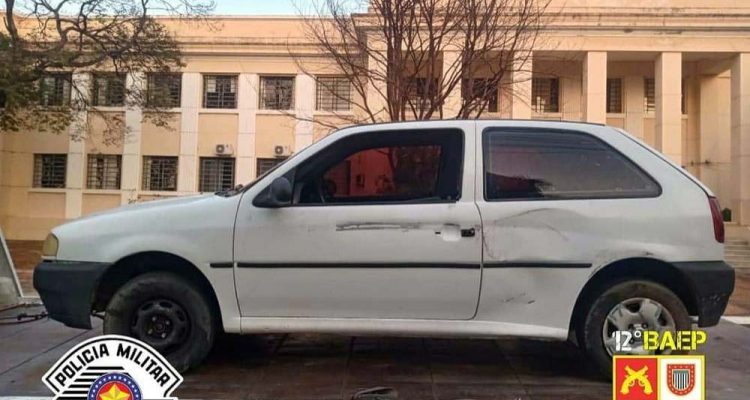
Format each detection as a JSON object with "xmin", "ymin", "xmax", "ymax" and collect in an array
[{"xmin": 34, "ymin": 120, "xmax": 732, "ymax": 340}]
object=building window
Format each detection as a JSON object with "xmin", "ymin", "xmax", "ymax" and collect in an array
[
  {"xmin": 92, "ymin": 74, "xmax": 126, "ymax": 107},
  {"xmin": 33, "ymin": 154, "xmax": 67, "ymax": 188},
  {"xmin": 142, "ymin": 156, "xmax": 178, "ymax": 191},
  {"xmin": 606, "ymin": 78, "xmax": 623, "ymax": 114},
  {"xmin": 644, "ymin": 78, "xmax": 656, "ymax": 113},
  {"xmin": 86, "ymin": 155, "xmax": 122, "ymax": 189},
  {"xmin": 256, "ymin": 157, "xmax": 287, "ymax": 177},
  {"xmin": 40, "ymin": 74, "xmax": 72, "ymax": 107},
  {"xmin": 260, "ymin": 76, "xmax": 294, "ymax": 110},
  {"xmin": 147, "ymin": 73, "xmax": 181, "ymax": 108},
  {"xmin": 199, "ymin": 157, "xmax": 235, "ymax": 192},
  {"xmin": 407, "ymin": 77, "xmax": 438, "ymax": 102},
  {"xmin": 203, "ymin": 75, "xmax": 237, "ymax": 109},
  {"xmin": 462, "ymin": 79, "xmax": 499, "ymax": 113},
  {"xmin": 316, "ymin": 77, "xmax": 351, "ymax": 111},
  {"xmin": 532, "ymin": 77, "xmax": 559, "ymax": 113}
]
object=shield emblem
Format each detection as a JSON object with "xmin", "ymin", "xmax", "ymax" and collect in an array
[{"xmin": 667, "ymin": 364, "xmax": 695, "ymax": 395}]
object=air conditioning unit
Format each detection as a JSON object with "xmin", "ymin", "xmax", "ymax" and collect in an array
[
  {"xmin": 215, "ymin": 144, "xmax": 234, "ymax": 156},
  {"xmin": 274, "ymin": 145, "xmax": 291, "ymax": 158}
]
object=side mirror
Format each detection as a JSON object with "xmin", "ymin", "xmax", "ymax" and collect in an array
[{"xmin": 252, "ymin": 176, "xmax": 292, "ymax": 208}]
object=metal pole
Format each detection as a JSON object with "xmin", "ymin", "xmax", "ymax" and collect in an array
[{"xmin": 0, "ymin": 226, "xmax": 22, "ymax": 306}]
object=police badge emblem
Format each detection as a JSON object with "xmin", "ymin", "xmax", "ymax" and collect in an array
[{"xmin": 667, "ymin": 364, "xmax": 695, "ymax": 396}]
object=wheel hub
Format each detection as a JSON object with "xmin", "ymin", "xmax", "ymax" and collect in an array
[
  {"xmin": 602, "ymin": 297, "xmax": 676, "ymax": 356},
  {"xmin": 131, "ymin": 299, "xmax": 190, "ymax": 352}
]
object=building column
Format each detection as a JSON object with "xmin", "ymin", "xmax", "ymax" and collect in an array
[
  {"xmin": 294, "ymin": 74, "xmax": 315, "ymax": 152},
  {"xmin": 65, "ymin": 72, "xmax": 90, "ymax": 218},
  {"xmin": 511, "ymin": 53, "xmax": 533, "ymax": 119},
  {"xmin": 121, "ymin": 73, "xmax": 145, "ymax": 205},
  {"xmin": 731, "ymin": 53, "xmax": 750, "ymax": 225},
  {"xmin": 237, "ymin": 73, "xmax": 258, "ymax": 183},
  {"xmin": 583, "ymin": 51, "xmax": 607, "ymax": 123},
  {"xmin": 442, "ymin": 50, "xmax": 462, "ymax": 118},
  {"xmin": 655, "ymin": 52, "xmax": 683, "ymax": 165},
  {"xmin": 178, "ymin": 72, "xmax": 201, "ymax": 194},
  {"xmin": 623, "ymin": 75, "xmax": 645, "ymax": 140}
]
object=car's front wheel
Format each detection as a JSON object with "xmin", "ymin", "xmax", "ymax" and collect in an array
[
  {"xmin": 578, "ymin": 280, "xmax": 691, "ymax": 377},
  {"xmin": 104, "ymin": 272, "xmax": 216, "ymax": 372}
]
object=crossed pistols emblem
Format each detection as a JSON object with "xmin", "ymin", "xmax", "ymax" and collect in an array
[{"xmin": 620, "ymin": 365, "xmax": 654, "ymax": 395}]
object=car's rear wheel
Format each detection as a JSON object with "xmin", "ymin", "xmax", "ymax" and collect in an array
[
  {"xmin": 104, "ymin": 272, "xmax": 215, "ymax": 372},
  {"xmin": 577, "ymin": 280, "xmax": 691, "ymax": 377}
]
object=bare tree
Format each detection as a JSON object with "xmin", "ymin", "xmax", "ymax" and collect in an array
[
  {"xmin": 0, "ymin": 0, "xmax": 214, "ymax": 143},
  {"xmin": 295, "ymin": 0, "xmax": 549, "ymax": 125}
]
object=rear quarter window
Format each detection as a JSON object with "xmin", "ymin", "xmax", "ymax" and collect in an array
[{"xmin": 483, "ymin": 128, "xmax": 661, "ymax": 200}]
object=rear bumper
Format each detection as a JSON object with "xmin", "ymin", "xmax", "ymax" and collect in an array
[
  {"xmin": 673, "ymin": 261, "xmax": 735, "ymax": 327},
  {"xmin": 33, "ymin": 260, "xmax": 110, "ymax": 329}
]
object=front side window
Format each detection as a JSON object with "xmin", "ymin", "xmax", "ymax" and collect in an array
[
  {"xmin": 33, "ymin": 154, "xmax": 67, "ymax": 188},
  {"xmin": 92, "ymin": 74, "xmax": 126, "ymax": 107},
  {"xmin": 531, "ymin": 77, "xmax": 559, "ymax": 113},
  {"xmin": 203, "ymin": 75, "xmax": 237, "ymax": 109},
  {"xmin": 87, "ymin": 155, "xmax": 122, "ymax": 189},
  {"xmin": 142, "ymin": 156, "xmax": 178, "ymax": 191},
  {"xmin": 483, "ymin": 129, "xmax": 660, "ymax": 200},
  {"xmin": 260, "ymin": 77, "xmax": 294, "ymax": 110},
  {"xmin": 199, "ymin": 157, "xmax": 235, "ymax": 192},
  {"xmin": 147, "ymin": 73, "xmax": 182, "ymax": 108},
  {"xmin": 295, "ymin": 130, "xmax": 463, "ymax": 205},
  {"xmin": 40, "ymin": 74, "xmax": 72, "ymax": 107},
  {"xmin": 316, "ymin": 76, "xmax": 351, "ymax": 111}
]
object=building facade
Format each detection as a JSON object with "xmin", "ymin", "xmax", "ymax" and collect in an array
[{"xmin": 2, "ymin": 0, "xmax": 750, "ymax": 240}]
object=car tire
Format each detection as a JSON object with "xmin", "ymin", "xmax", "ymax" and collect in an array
[
  {"xmin": 104, "ymin": 272, "xmax": 216, "ymax": 372},
  {"xmin": 577, "ymin": 280, "xmax": 691, "ymax": 378}
]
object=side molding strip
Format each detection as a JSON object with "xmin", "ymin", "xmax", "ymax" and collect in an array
[
  {"xmin": 482, "ymin": 262, "xmax": 591, "ymax": 269},
  {"xmin": 209, "ymin": 262, "xmax": 234, "ymax": 268},
  {"xmin": 236, "ymin": 262, "xmax": 481, "ymax": 269}
]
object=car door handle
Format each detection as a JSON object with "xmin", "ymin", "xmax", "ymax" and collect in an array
[{"xmin": 460, "ymin": 228, "xmax": 476, "ymax": 237}]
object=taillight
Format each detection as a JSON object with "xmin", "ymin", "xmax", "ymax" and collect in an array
[{"xmin": 708, "ymin": 196, "xmax": 725, "ymax": 243}]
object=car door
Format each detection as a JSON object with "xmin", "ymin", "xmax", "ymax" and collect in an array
[
  {"xmin": 233, "ymin": 123, "xmax": 482, "ymax": 320},
  {"xmin": 473, "ymin": 121, "xmax": 663, "ymax": 330}
]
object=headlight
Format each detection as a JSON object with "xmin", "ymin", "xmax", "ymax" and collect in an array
[{"xmin": 42, "ymin": 233, "xmax": 59, "ymax": 257}]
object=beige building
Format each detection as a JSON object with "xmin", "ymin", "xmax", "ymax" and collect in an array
[{"xmin": 2, "ymin": 0, "xmax": 750, "ymax": 240}]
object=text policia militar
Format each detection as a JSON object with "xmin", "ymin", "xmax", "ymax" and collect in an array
[{"xmin": 52, "ymin": 340, "xmax": 174, "ymax": 387}]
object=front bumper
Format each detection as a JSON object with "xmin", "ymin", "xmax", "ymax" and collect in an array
[
  {"xmin": 33, "ymin": 260, "xmax": 110, "ymax": 329},
  {"xmin": 674, "ymin": 261, "xmax": 735, "ymax": 327}
]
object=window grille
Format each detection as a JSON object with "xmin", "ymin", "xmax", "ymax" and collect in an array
[
  {"xmin": 92, "ymin": 74, "xmax": 126, "ymax": 107},
  {"xmin": 644, "ymin": 78, "xmax": 656, "ymax": 112},
  {"xmin": 462, "ymin": 79, "xmax": 499, "ymax": 113},
  {"xmin": 606, "ymin": 78, "xmax": 623, "ymax": 113},
  {"xmin": 532, "ymin": 78, "xmax": 559, "ymax": 113},
  {"xmin": 147, "ymin": 73, "xmax": 182, "ymax": 108},
  {"xmin": 260, "ymin": 77, "xmax": 294, "ymax": 110},
  {"xmin": 199, "ymin": 157, "xmax": 235, "ymax": 192},
  {"xmin": 33, "ymin": 154, "xmax": 67, "ymax": 188},
  {"xmin": 142, "ymin": 156, "xmax": 178, "ymax": 191},
  {"xmin": 203, "ymin": 75, "xmax": 237, "ymax": 109},
  {"xmin": 256, "ymin": 157, "xmax": 287, "ymax": 177},
  {"xmin": 316, "ymin": 77, "xmax": 351, "ymax": 111},
  {"xmin": 86, "ymin": 155, "xmax": 122, "ymax": 189},
  {"xmin": 40, "ymin": 74, "xmax": 72, "ymax": 107}
]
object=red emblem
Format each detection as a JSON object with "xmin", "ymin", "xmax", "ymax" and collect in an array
[
  {"xmin": 613, "ymin": 357, "xmax": 658, "ymax": 400},
  {"xmin": 667, "ymin": 364, "xmax": 695, "ymax": 396}
]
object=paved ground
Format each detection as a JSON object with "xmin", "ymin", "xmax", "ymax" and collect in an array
[{"xmin": 0, "ymin": 305, "xmax": 748, "ymax": 400}]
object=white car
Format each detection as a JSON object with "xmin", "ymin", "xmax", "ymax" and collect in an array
[{"xmin": 34, "ymin": 120, "xmax": 734, "ymax": 374}]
